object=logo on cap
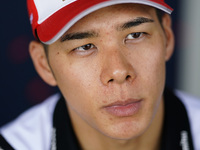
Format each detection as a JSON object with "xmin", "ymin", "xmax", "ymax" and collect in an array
[{"xmin": 30, "ymin": 13, "xmax": 33, "ymax": 24}]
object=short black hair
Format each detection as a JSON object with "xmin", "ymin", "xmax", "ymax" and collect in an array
[
  {"xmin": 42, "ymin": 43, "xmax": 49, "ymax": 57},
  {"xmin": 156, "ymin": 9, "xmax": 165, "ymax": 25}
]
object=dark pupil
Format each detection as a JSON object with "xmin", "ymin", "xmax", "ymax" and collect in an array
[
  {"xmin": 132, "ymin": 33, "xmax": 141, "ymax": 38},
  {"xmin": 83, "ymin": 44, "xmax": 92, "ymax": 50}
]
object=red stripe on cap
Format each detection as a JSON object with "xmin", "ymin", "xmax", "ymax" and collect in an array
[
  {"xmin": 27, "ymin": 0, "xmax": 39, "ymax": 39},
  {"xmin": 149, "ymin": 0, "xmax": 172, "ymax": 10},
  {"xmin": 37, "ymin": 0, "xmax": 109, "ymax": 43}
]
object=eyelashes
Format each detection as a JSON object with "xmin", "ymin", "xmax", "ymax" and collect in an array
[{"xmin": 73, "ymin": 32, "xmax": 147, "ymax": 52}]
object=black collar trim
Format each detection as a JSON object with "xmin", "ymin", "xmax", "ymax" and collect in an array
[
  {"xmin": 160, "ymin": 88, "xmax": 194, "ymax": 150},
  {"xmin": 0, "ymin": 134, "xmax": 15, "ymax": 150},
  {"xmin": 51, "ymin": 96, "xmax": 81, "ymax": 150}
]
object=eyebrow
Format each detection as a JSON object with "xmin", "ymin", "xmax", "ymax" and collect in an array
[
  {"xmin": 61, "ymin": 31, "xmax": 98, "ymax": 42},
  {"xmin": 119, "ymin": 17, "xmax": 154, "ymax": 30},
  {"xmin": 60, "ymin": 17, "xmax": 154, "ymax": 42}
]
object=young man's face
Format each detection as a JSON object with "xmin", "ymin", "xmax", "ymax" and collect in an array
[{"xmin": 31, "ymin": 4, "xmax": 174, "ymax": 140}]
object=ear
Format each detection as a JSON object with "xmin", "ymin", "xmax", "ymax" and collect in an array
[
  {"xmin": 29, "ymin": 41, "xmax": 57, "ymax": 86},
  {"xmin": 162, "ymin": 14, "xmax": 175, "ymax": 61}
]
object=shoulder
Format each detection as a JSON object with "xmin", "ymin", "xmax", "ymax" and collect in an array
[
  {"xmin": 0, "ymin": 93, "xmax": 60, "ymax": 150},
  {"xmin": 175, "ymin": 90, "xmax": 200, "ymax": 149}
]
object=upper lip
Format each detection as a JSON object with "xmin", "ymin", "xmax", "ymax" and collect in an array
[{"xmin": 103, "ymin": 99, "xmax": 142, "ymax": 108}]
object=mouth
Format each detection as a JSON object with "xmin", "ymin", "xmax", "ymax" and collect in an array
[{"xmin": 103, "ymin": 99, "xmax": 142, "ymax": 117}]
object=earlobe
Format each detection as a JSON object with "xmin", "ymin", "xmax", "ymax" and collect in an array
[
  {"xmin": 29, "ymin": 41, "xmax": 57, "ymax": 86},
  {"xmin": 162, "ymin": 14, "xmax": 175, "ymax": 61}
]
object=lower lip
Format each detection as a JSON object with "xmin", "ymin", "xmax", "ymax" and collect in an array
[{"xmin": 104, "ymin": 101, "xmax": 142, "ymax": 117}]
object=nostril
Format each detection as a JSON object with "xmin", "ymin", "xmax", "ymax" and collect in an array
[
  {"xmin": 126, "ymin": 75, "xmax": 131, "ymax": 80},
  {"xmin": 108, "ymin": 75, "xmax": 131, "ymax": 83},
  {"xmin": 108, "ymin": 79, "xmax": 114, "ymax": 83}
]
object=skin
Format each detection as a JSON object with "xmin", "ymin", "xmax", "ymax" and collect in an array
[{"xmin": 29, "ymin": 4, "xmax": 174, "ymax": 150}]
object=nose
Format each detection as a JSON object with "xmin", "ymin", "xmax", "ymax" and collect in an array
[{"xmin": 100, "ymin": 48, "xmax": 136, "ymax": 86}]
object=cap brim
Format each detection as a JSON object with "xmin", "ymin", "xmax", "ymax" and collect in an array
[{"xmin": 37, "ymin": 0, "xmax": 173, "ymax": 44}]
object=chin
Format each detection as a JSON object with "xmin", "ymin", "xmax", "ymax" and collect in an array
[
  {"xmin": 105, "ymin": 131, "xmax": 143, "ymax": 141},
  {"xmin": 101, "ymin": 120, "xmax": 147, "ymax": 141}
]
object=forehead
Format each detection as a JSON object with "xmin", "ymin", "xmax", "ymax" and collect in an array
[{"xmin": 65, "ymin": 4, "xmax": 157, "ymax": 33}]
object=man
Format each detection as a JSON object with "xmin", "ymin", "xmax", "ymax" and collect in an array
[{"xmin": 0, "ymin": 0, "xmax": 200, "ymax": 149}]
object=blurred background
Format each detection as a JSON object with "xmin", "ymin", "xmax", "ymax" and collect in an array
[{"xmin": 0, "ymin": 0, "xmax": 199, "ymax": 126}]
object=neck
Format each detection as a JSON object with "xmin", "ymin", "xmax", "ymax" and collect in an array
[{"xmin": 68, "ymin": 99, "xmax": 164, "ymax": 150}]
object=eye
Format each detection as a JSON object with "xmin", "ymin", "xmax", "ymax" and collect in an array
[
  {"xmin": 126, "ymin": 32, "xmax": 145, "ymax": 40},
  {"xmin": 74, "ymin": 43, "xmax": 95, "ymax": 51}
]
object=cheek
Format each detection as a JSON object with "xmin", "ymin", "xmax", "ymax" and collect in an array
[
  {"xmin": 136, "ymin": 35, "xmax": 166, "ymax": 87},
  {"xmin": 51, "ymin": 56, "xmax": 100, "ymax": 114},
  {"xmin": 130, "ymin": 40, "xmax": 166, "ymax": 103},
  {"xmin": 143, "ymin": 51, "xmax": 166, "ymax": 85}
]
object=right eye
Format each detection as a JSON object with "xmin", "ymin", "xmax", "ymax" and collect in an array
[
  {"xmin": 73, "ymin": 44, "xmax": 95, "ymax": 51},
  {"xmin": 126, "ymin": 32, "xmax": 145, "ymax": 40}
]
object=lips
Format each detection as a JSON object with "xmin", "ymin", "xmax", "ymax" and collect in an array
[{"xmin": 103, "ymin": 99, "xmax": 142, "ymax": 117}]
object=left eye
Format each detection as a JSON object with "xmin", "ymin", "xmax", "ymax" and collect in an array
[
  {"xmin": 74, "ymin": 44, "xmax": 95, "ymax": 51},
  {"xmin": 126, "ymin": 32, "xmax": 144, "ymax": 40}
]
